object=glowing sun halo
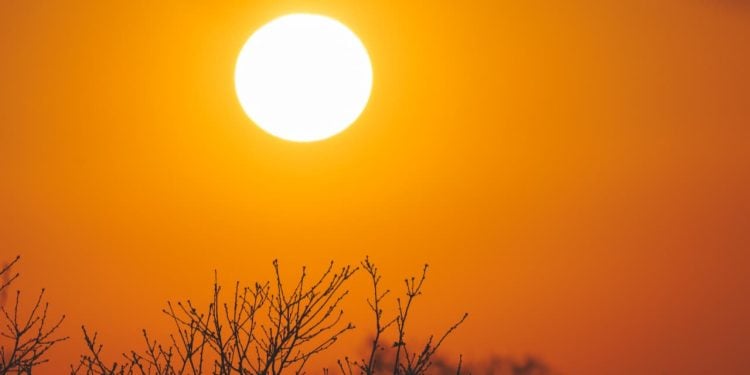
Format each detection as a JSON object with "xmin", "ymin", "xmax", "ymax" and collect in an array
[{"xmin": 234, "ymin": 14, "xmax": 373, "ymax": 142}]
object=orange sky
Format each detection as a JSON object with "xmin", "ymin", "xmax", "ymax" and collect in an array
[{"xmin": 1, "ymin": 1, "xmax": 749, "ymax": 374}]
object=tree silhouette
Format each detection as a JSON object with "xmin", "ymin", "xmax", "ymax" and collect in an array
[
  {"xmin": 0, "ymin": 256, "xmax": 547, "ymax": 374},
  {"xmin": 0, "ymin": 256, "xmax": 68, "ymax": 374},
  {"xmin": 72, "ymin": 260, "xmax": 358, "ymax": 374},
  {"xmin": 71, "ymin": 258, "xmax": 469, "ymax": 375},
  {"xmin": 337, "ymin": 257, "xmax": 468, "ymax": 375}
]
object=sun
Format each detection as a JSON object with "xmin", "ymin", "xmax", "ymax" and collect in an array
[{"xmin": 234, "ymin": 14, "xmax": 373, "ymax": 143}]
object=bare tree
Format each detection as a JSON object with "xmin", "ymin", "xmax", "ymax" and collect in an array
[
  {"xmin": 337, "ymin": 258, "xmax": 468, "ymax": 375},
  {"xmin": 0, "ymin": 255, "xmax": 68, "ymax": 374},
  {"xmin": 358, "ymin": 257, "xmax": 395, "ymax": 375},
  {"xmin": 72, "ymin": 260, "xmax": 358, "ymax": 375},
  {"xmin": 0, "ymin": 256, "xmax": 550, "ymax": 375},
  {"xmin": 72, "ymin": 258, "xmax": 471, "ymax": 375}
]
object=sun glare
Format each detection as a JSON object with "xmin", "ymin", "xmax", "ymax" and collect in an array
[{"xmin": 234, "ymin": 14, "xmax": 373, "ymax": 142}]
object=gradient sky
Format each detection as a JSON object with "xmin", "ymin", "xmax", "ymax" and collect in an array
[{"xmin": 1, "ymin": 1, "xmax": 749, "ymax": 374}]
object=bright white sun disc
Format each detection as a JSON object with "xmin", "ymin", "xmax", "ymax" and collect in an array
[{"xmin": 235, "ymin": 14, "xmax": 373, "ymax": 142}]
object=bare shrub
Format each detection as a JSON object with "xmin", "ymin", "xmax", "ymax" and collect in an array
[{"xmin": 0, "ymin": 255, "xmax": 68, "ymax": 374}]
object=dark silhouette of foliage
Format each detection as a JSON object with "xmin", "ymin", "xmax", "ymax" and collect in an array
[
  {"xmin": 0, "ymin": 256, "xmax": 68, "ymax": 374},
  {"xmin": 467, "ymin": 355, "xmax": 554, "ymax": 375},
  {"xmin": 355, "ymin": 349, "xmax": 556, "ymax": 375}
]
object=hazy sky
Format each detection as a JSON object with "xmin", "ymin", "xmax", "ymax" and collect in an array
[{"xmin": 1, "ymin": 1, "xmax": 749, "ymax": 374}]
